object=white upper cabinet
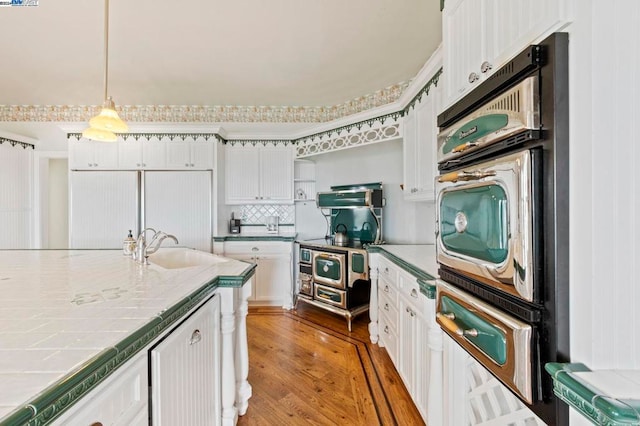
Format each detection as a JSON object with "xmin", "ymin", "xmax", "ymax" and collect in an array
[
  {"xmin": 225, "ymin": 144, "xmax": 294, "ymax": 204},
  {"xmin": 70, "ymin": 137, "xmax": 214, "ymax": 171},
  {"xmin": 442, "ymin": 0, "xmax": 570, "ymax": 109},
  {"xmin": 118, "ymin": 138, "xmax": 167, "ymax": 169},
  {"xmin": 403, "ymin": 82, "xmax": 440, "ymax": 202},
  {"xmin": 69, "ymin": 139, "xmax": 119, "ymax": 170},
  {"xmin": 166, "ymin": 139, "xmax": 214, "ymax": 170}
]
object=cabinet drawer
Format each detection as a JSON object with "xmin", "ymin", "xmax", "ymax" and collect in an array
[
  {"xmin": 223, "ymin": 241, "xmax": 292, "ymax": 255},
  {"xmin": 379, "ymin": 288, "xmax": 399, "ymax": 330},
  {"xmin": 53, "ymin": 353, "xmax": 148, "ymax": 425},
  {"xmin": 379, "ymin": 312, "xmax": 398, "ymax": 364},
  {"xmin": 378, "ymin": 274, "xmax": 398, "ymax": 306},
  {"xmin": 399, "ymin": 271, "xmax": 425, "ymax": 315},
  {"xmin": 377, "ymin": 256, "xmax": 398, "ymax": 283}
]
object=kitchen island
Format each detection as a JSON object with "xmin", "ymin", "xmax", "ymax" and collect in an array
[{"xmin": 0, "ymin": 248, "xmax": 255, "ymax": 426}]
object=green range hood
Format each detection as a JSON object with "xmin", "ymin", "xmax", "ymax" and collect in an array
[{"xmin": 316, "ymin": 183, "xmax": 384, "ymax": 209}]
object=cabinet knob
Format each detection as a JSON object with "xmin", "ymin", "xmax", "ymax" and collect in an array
[
  {"xmin": 255, "ymin": 196, "xmax": 259, "ymax": 199},
  {"xmin": 87, "ymin": 163, "xmax": 92, "ymax": 167},
  {"xmin": 185, "ymin": 163, "xmax": 190, "ymax": 167},
  {"xmin": 468, "ymin": 72, "xmax": 480, "ymax": 83},
  {"xmin": 384, "ymin": 303, "xmax": 389, "ymax": 311},
  {"xmin": 190, "ymin": 163, "xmax": 195, "ymax": 167},
  {"xmin": 480, "ymin": 61, "xmax": 493, "ymax": 73},
  {"xmin": 384, "ymin": 325, "xmax": 390, "ymax": 334},
  {"xmin": 142, "ymin": 163, "xmax": 146, "ymax": 167},
  {"xmin": 251, "ymin": 247, "xmax": 259, "ymax": 251},
  {"xmin": 383, "ymin": 285, "xmax": 390, "ymax": 293},
  {"xmin": 410, "ymin": 288, "xmax": 418, "ymax": 298},
  {"xmin": 136, "ymin": 163, "xmax": 141, "ymax": 167},
  {"xmin": 406, "ymin": 307, "xmax": 416, "ymax": 317},
  {"xmin": 189, "ymin": 329, "xmax": 202, "ymax": 345},
  {"xmin": 94, "ymin": 163, "xmax": 99, "ymax": 167}
]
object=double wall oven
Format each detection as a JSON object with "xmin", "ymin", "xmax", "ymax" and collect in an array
[{"xmin": 435, "ymin": 33, "xmax": 569, "ymax": 424}]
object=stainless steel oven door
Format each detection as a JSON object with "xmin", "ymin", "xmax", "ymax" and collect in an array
[
  {"xmin": 314, "ymin": 284, "xmax": 347, "ymax": 309},
  {"xmin": 312, "ymin": 251, "xmax": 346, "ymax": 289},
  {"xmin": 299, "ymin": 272, "xmax": 313, "ymax": 297},
  {"xmin": 435, "ymin": 150, "xmax": 534, "ymax": 302},
  {"xmin": 436, "ymin": 280, "xmax": 533, "ymax": 404},
  {"xmin": 348, "ymin": 249, "xmax": 369, "ymax": 287}
]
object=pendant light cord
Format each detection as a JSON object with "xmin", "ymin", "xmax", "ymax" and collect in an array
[{"xmin": 103, "ymin": 0, "xmax": 110, "ymax": 102}]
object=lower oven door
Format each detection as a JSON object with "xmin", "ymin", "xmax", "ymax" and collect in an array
[
  {"xmin": 313, "ymin": 251, "xmax": 346, "ymax": 289},
  {"xmin": 436, "ymin": 149, "xmax": 536, "ymax": 302},
  {"xmin": 314, "ymin": 283, "xmax": 347, "ymax": 309},
  {"xmin": 436, "ymin": 280, "xmax": 533, "ymax": 404},
  {"xmin": 348, "ymin": 250, "xmax": 369, "ymax": 287}
]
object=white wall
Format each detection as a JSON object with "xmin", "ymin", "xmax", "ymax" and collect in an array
[
  {"xmin": 569, "ymin": 0, "xmax": 640, "ymax": 374},
  {"xmin": 296, "ymin": 139, "xmax": 436, "ymax": 244},
  {"xmin": 47, "ymin": 158, "xmax": 68, "ymax": 248}
]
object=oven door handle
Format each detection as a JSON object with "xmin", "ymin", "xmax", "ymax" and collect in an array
[
  {"xmin": 436, "ymin": 312, "xmax": 478, "ymax": 337},
  {"xmin": 438, "ymin": 170, "xmax": 497, "ymax": 183}
]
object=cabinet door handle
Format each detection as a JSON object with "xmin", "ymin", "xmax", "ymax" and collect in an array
[
  {"xmin": 383, "ymin": 285, "xmax": 390, "ymax": 293},
  {"xmin": 384, "ymin": 325, "xmax": 390, "ymax": 334},
  {"xmin": 384, "ymin": 303, "xmax": 390, "ymax": 311},
  {"xmin": 189, "ymin": 329, "xmax": 202, "ymax": 345},
  {"xmin": 468, "ymin": 72, "xmax": 480, "ymax": 83},
  {"xmin": 251, "ymin": 247, "xmax": 259, "ymax": 251},
  {"xmin": 384, "ymin": 267, "xmax": 389, "ymax": 274},
  {"xmin": 410, "ymin": 288, "xmax": 418, "ymax": 298},
  {"xmin": 480, "ymin": 61, "xmax": 493, "ymax": 73}
]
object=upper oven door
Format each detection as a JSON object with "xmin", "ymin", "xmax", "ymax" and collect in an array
[
  {"xmin": 436, "ymin": 150, "xmax": 535, "ymax": 302},
  {"xmin": 437, "ymin": 76, "xmax": 539, "ymax": 165},
  {"xmin": 312, "ymin": 251, "xmax": 346, "ymax": 289}
]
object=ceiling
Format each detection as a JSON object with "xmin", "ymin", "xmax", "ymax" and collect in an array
[{"xmin": 0, "ymin": 0, "xmax": 442, "ymax": 109}]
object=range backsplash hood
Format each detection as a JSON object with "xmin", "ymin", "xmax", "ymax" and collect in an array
[{"xmin": 316, "ymin": 182, "xmax": 384, "ymax": 209}]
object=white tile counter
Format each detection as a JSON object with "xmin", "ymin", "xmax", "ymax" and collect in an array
[{"xmin": 0, "ymin": 248, "xmax": 253, "ymax": 424}]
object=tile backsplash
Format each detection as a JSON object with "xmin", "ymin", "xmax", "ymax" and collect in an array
[{"xmin": 234, "ymin": 205, "xmax": 295, "ymax": 225}]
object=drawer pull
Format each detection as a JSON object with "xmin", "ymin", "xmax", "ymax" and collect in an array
[
  {"xmin": 252, "ymin": 247, "xmax": 259, "ymax": 252},
  {"xmin": 383, "ymin": 285, "xmax": 390, "ymax": 293},
  {"xmin": 468, "ymin": 72, "xmax": 480, "ymax": 83},
  {"xmin": 189, "ymin": 329, "xmax": 202, "ymax": 345},
  {"xmin": 410, "ymin": 289, "xmax": 418, "ymax": 298},
  {"xmin": 437, "ymin": 313, "xmax": 478, "ymax": 337},
  {"xmin": 384, "ymin": 303, "xmax": 389, "ymax": 311},
  {"xmin": 384, "ymin": 325, "xmax": 390, "ymax": 334},
  {"xmin": 480, "ymin": 61, "xmax": 493, "ymax": 73},
  {"xmin": 406, "ymin": 307, "xmax": 415, "ymax": 317},
  {"xmin": 384, "ymin": 267, "xmax": 389, "ymax": 274}
]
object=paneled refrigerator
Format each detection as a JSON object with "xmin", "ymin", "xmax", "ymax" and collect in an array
[{"xmin": 70, "ymin": 170, "xmax": 212, "ymax": 252}]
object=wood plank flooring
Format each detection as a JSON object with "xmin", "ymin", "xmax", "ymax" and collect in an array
[{"xmin": 237, "ymin": 303, "xmax": 424, "ymax": 426}]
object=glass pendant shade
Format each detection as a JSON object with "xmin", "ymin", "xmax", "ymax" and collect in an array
[
  {"xmin": 81, "ymin": 126, "xmax": 117, "ymax": 142},
  {"xmin": 88, "ymin": 97, "xmax": 128, "ymax": 133}
]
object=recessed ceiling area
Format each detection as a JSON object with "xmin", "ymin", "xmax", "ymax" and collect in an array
[{"xmin": 0, "ymin": 0, "xmax": 442, "ymax": 108}]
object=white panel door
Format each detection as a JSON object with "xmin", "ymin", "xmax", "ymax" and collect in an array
[
  {"xmin": 254, "ymin": 254, "xmax": 291, "ymax": 305},
  {"xmin": 144, "ymin": 171, "xmax": 212, "ymax": 252},
  {"xmin": 0, "ymin": 143, "xmax": 32, "ymax": 249},
  {"xmin": 402, "ymin": 107, "xmax": 418, "ymax": 198},
  {"xmin": 191, "ymin": 140, "xmax": 214, "ymax": 169},
  {"xmin": 165, "ymin": 141, "xmax": 192, "ymax": 169},
  {"xmin": 151, "ymin": 294, "xmax": 221, "ymax": 426},
  {"xmin": 69, "ymin": 171, "xmax": 138, "ymax": 249},
  {"xmin": 260, "ymin": 147, "xmax": 293, "ymax": 202},
  {"xmin": 142, "ymin": 138, "xmax": 167, "ymax": 169},
  {"xmin": 92, "ymin": 142, "xmax": 119, "ymax": 169},
  {"xmin": 118, "ymin": 140, "xmax": 143, "ymax": 169},
  {"xmin": 225, "ymin": 146, "xmax": 260, "ymax": 204}
]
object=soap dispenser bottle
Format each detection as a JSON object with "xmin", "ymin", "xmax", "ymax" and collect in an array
[{"xmin": 123, "ymin": 230, "xmax": 136, "ymax": 256}]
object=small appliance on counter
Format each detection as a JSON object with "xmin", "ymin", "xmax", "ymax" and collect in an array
[
  {"xmin": 229, "ymin": 213, "xmax": 241, "ymax": 234},
  {"xmin": 265, "ymin": 215, "xmax": 279, "ymax": 234}
]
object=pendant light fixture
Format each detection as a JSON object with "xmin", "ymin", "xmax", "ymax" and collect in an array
[{"xmin": 82, "ymin": 0, "xmax": 128, "ymax": 142}]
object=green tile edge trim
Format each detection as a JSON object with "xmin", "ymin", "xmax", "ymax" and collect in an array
[
  {"xmin": 2, "ymin": 263, "xmax": 256, "ymax": 426},
  {"xmin": 213, "ymin": 235, "xmax": 297, "ymax": 242},
  {"xmin": 545, "ymin": 362, "xmax": 640, "ymax": 425},
  {"xmin": 366, "ymin": 246, "xmax": 436, "ymax": 299}
]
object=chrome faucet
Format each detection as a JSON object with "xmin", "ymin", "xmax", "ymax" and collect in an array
[
  {"xmin": 132, "ymin": 228, "xmax": 179, "ymax": 264},
  {"xmin": 145, "ymin": 231, "xmax": 179, "ymax": 255}
]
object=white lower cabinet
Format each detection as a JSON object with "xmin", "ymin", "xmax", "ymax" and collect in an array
[
  {"xmin": 52, "ymin": 291, "xmax": 248, "ymax": 426},
  {"xmin": 369, "ymin": 253, "xmax": 442, "ymax": 425},
  {"xmin": 443, "ymin": 335, "xmax": 545, "ymax": 426},
  {"xmin": 150, "ymin": 293, "xmax": 221, "ymax": 426},
  {"xmin": 53, "ymin": 352, "xmax": 148, "ymax": 425},
  {"xmin": 220, "ymin": 241, "xmax": 293, "ymax": 308}
]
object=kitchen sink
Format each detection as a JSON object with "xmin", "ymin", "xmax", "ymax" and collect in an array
[{"xmin": 148, "ymin": 249, "xmax": 229, "ymax": 269}]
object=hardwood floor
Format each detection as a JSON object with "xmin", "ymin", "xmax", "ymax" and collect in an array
[{"xmin": 237, "ymin": 303, "xmax": 424, "ymax": 426}]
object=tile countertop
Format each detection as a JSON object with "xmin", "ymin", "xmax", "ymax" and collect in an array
[
  {"xmin": 214, "ymin": 231, "xmax": 297, "ymax": 242},
  {"xmin": 367, "ymin": 244, "xmax": 438, "ymax": 298},
  {"xmin": 546, "ymin": 363, "xmax": 640, "ymax": 425},
  {"xmin": 0, "ymin": 248, "xmax": 254, "ymax": 425}
]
